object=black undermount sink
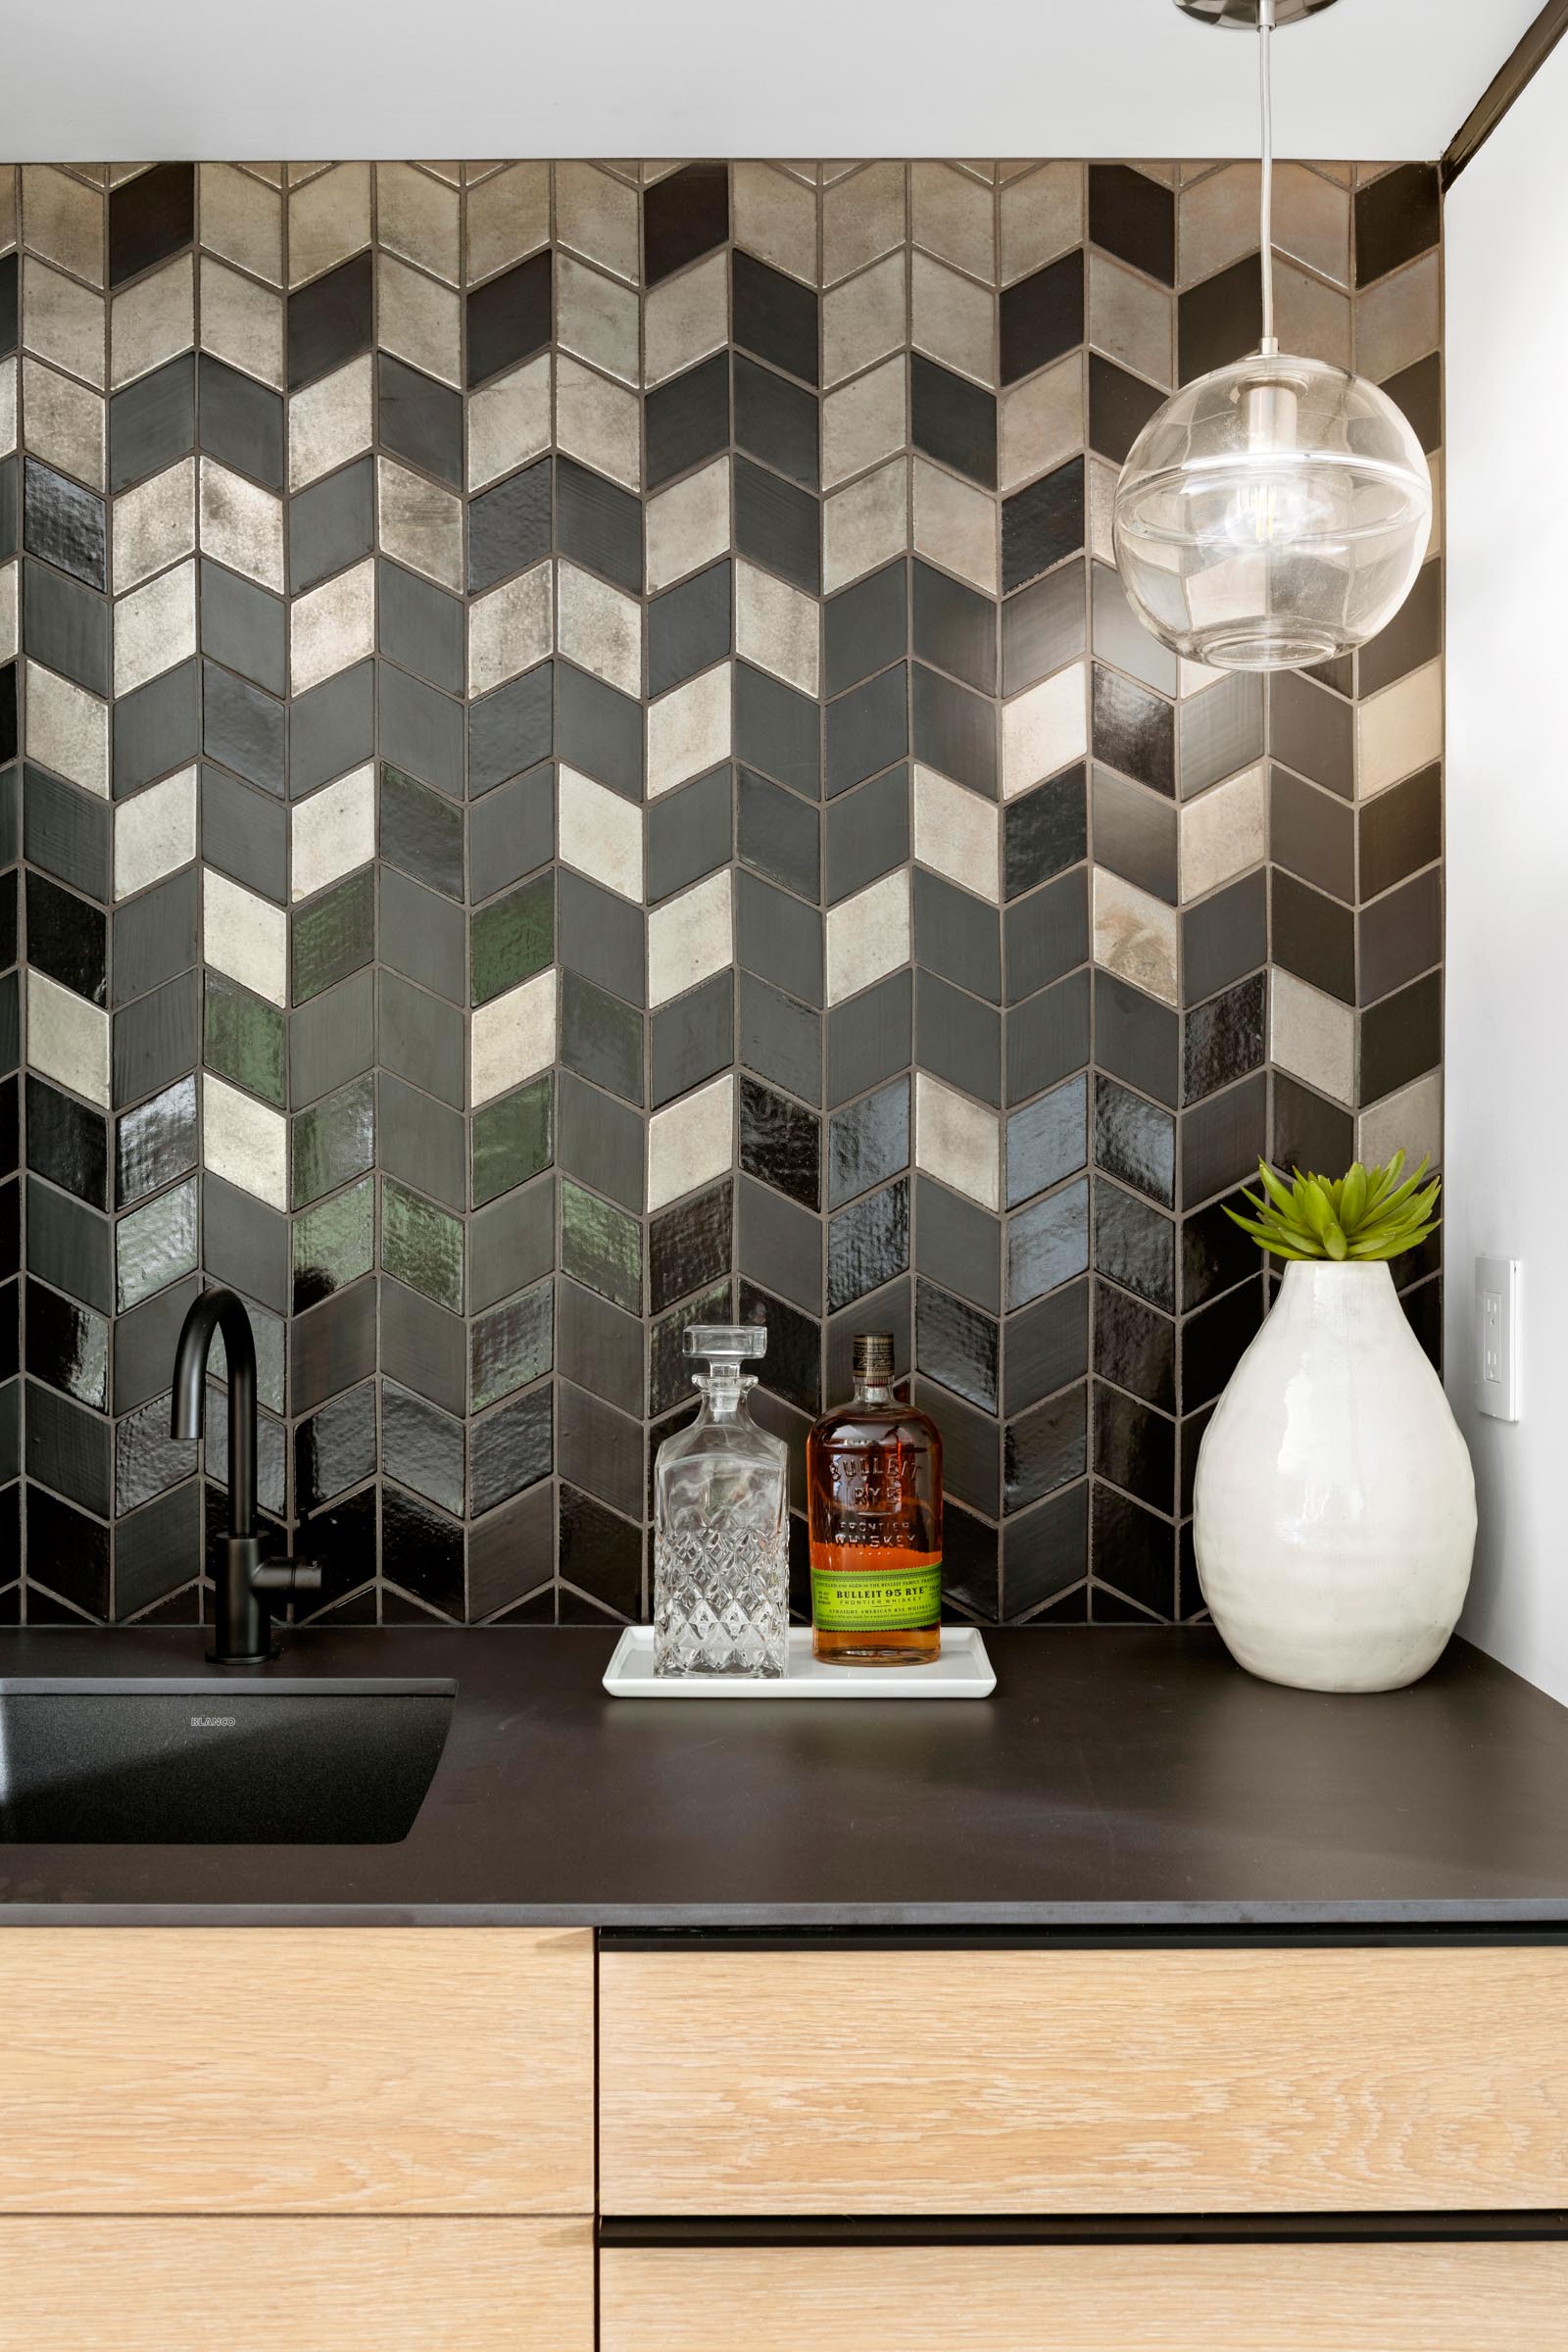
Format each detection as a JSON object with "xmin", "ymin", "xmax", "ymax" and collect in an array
[{"xmin": 0, "ymin": 1680, "xmax": 456, "ymax": 1845}]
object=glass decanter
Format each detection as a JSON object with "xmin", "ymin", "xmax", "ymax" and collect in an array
[{"xmin": 653, "ymin": 1325, "xmax": 790, "ymax": 1678}]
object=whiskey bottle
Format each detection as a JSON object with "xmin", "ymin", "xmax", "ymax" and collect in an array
[{"xmin": 807, "ymin": 1332, "xmax": 943, "ymax": 1665}]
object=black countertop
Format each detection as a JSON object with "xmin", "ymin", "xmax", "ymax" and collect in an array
[{"xmin": 4, "ymin": 1626, "xmax": 1568, "ymax": 1929}]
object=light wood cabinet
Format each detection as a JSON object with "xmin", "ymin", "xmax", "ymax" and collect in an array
[
  {"xmin": 600, "ymin": 2240, "xmax": 1568, "ymax": 2352},
  {"xmin": 0, "ymin": 1928, "xmax": 593, "ymax": 2214},
  {"xmin": 0, "ymin": 2217, "xmax": 593, "ymax": 2352},
  {"xmin": 599, "ymin": 1942, "xmax": 1568, "ymax": 2213}
]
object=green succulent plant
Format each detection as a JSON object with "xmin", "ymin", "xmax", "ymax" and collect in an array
[{"xmin": 1226, "ymin": 1151, "xmax": 1441, "ymax": 1264}]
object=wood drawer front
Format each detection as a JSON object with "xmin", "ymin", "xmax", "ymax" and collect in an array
[
  {"xmin": 0, "ymin": 1928, "xmax": 593, "ymax": 2215},
  {"xmin": 600, "ymin": 2242, "xmax": 1568, "ymax": 2352},
  {"xmin": 599, "ymin": 1944, "xmax": 1568, "ymax": 2213},
  {"xmin": 0, "ymin": 2218, "xmax": 592, "ymax": 2351}
]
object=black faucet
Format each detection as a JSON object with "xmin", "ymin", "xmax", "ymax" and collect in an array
[{"xmin": 172, "ymin": 1286, "xmax": 321, "ymax": 1665}]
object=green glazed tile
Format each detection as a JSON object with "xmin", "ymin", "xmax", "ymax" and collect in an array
[
  {"xmin": 382, "ymin": 1173, "xmax": 465, "ymax": 1314},
  {"xmin": 292, "ymin": 1072, "xmax": 375, "ymax": 1209},
  {"xmin": 203, "ymin": 971, "xmax": 285, "ymax": 1106},
  {"xmin": 470, "ymin": 872, "xmax": 553, "ymax": 1007},
  {"xmin": 470, "ymin": 1275, "xmax": 553, "ymax": 1411},
  {"xmin": 116, "ymin": 1174, "xmax": 199, "ymax": 1312},
  {"xmin": 562, "ymin": 1176, "xmax": 641, "ymax": 1316},
  {"xmin": 291, "ymin": 866, "xmax": 375, "ymax": 1004},
  {"xmin": 472, "ymin": 1072, "xmax": 552, "ymax": 1209},
  {"xmin": 291, "ymin": 1174, "xmax": 374, "ymax": 1308}
]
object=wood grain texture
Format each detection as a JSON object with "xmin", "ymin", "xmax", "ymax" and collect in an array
[
  {"xmin": 0, "ymin": 1929, "xmax": 593, "ymax": 2214},
  {"xmin": 0, "ymin": 2218, "xmax": 593, "ymax": 2351},
  {"xmin": 600, "ymin": 2242, "xmax": 1568, "ymax": 2352},
  {"xmin": 599, "ymin": 1945, "xmax": 1568, "ymax": 2212}
]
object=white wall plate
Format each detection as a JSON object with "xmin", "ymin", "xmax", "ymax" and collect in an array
[{"xmin": 604, "ymin": 1626, "xmax": 996, "ymax": 1698}]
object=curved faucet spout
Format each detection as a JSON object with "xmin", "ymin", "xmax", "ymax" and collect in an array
[{"xmin": 171, "ymin": 1285, "xmax": 257, "ymax": 1540}]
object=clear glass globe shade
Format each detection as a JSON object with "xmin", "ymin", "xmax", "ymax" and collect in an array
[{"xmin": 1113, "ymin": 351, "xmax": 1432, "ymax": 671}]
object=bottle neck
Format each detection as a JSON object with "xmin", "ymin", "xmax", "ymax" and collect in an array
[
  {"xmin": 854, "ymin": 1375, "xmax": 894, "ymax": 1405},
  {"xmin": 695, "ymin": 1370, "xmax": 752, "ymax": 1420}
]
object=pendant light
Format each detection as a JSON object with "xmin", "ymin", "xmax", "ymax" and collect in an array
[{"xmin": 1113, "ymin": 0, "xmax": 1432, "ymax": 671}]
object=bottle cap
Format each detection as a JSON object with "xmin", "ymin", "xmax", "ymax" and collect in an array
[
  {"xmin": 683, "ymin": 1324, "xmax": 767, "ymax": 1363},
  {"xmin": 853, "ymin": 1331, "xmax": 895, "ymax": 1380}
]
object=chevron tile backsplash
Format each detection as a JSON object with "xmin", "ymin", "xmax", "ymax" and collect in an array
[{"xmin": 0, "ymin": 158, "xmax": 1446, "ymax": 1626}]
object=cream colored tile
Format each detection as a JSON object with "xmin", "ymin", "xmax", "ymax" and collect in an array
[
  {"xmin": 199, "ymin": 162, "xmax": 282, "ymax": 285},
  {"xmin": 26, "ymin": 969, "xmax": 110, "ymax": 1108},
  {"xmin": 646, "ymin": 456, "xmax": 731, "ymax": 593},
  {"xmin": 114, "ymin": 456, "xmax": 195, "ymax": 591},
  {"xmin": 291, "ymin": 762, "xmax": 375, "ymax": 901},
  {"xmin": 825, "ymin": 866, "xmax": 910, "ymax": 1006},
  {"xmin": 1003, "ymin": 664, "xmax": 1087, "ymax": 799},
  {"xmin": 556, "ymin": 161, "xmax": 639, "ymax": 284},
  {"xmin": 1357, "ymin": 1067, "xmax": 1442, "ymax": 1175},
  {"xmin": 821, "ymin": 353, "xmax": 906, "ymax": 491},
  {"xmin": 115, "ymin": 764, "xmax": 197, "ymax": 901},
  {"xmin": 468, "ymin": 562, "xmax": 552, "ymax": 696},
  {"xmin": 734, "ymin": 162, "xmax": 817, "ymax": 285},
  {"xmin": 913, "ymin": 764, "xmax": 999, "ymax": 904},
  {"xmin": 466, "ymin": 161, "xmax": 551, "ymax": 284},
  {"xmin": 0, "ymin": 167, "xmax": 13, "ymax": 251},
  {"xmin": 644, "ymin": 249, "xmax": 728, "ymax": 388},
  {"xmin": 1178, "ymin": 162, "xmax": 1259, "ymax": 290},
  {"xmin": 22, "ymin": 358, "xmax": 104, "ymax": 489},
  {"xmin": 555, "ymin": 353, "xmax": 639, "ymax": 492},
  {"xmin": 1179, "ymin": 760, "xmax": 1266, "ymax": 902},
  {"xmin": 823, "ymin": 458, "xmax": 908, "ymax": 595},
  {"xmin": 24, "ymin": 661, "xmax": 108, "ymax": 797},
  {"xmin": 468, "ymin": 354, "xmax": 552, "ymax": 492},
  {"xmin": 114, "ymin": 559, "xmax": 195, "ymax": 695},
  {"xmin": 376, "ymin": 456, "xmax": 463, "ymax": 591},
  {"xmin": 1275, "ymin": 163, "xmax": 1351, "ymax": 290},
  {"xmin": 471, "ymin": 968, "xmax": 557, "ymax": 1107},
  {"xmin": 1089, "ymin": 455, "xmax": 1118, "ymax": 566},
  {"xmin": 111, "ymin": 253, "xmax": 193, "ymax": 388},
  {"xmin": 735, "ymin": 561, "xmax": 819, "ymax": 698},
  {"xmin": 914, "ymin": 1069, "xmax": 999, "ymax": 1211},
  {"xmin": 199, "ymin": 457, "xmax": 283, "ymax": 593},
  {"xmin": 823, "ymin": 162, "xmax": 906, "ymax": 288},
  {"xmin": 1425, "ymin": 451, "xmax": 1444, "ymax": 561},
  {"xmin": 0, "ymin": 357, "xmax": 13, "ymax": 459},
  {"xmin": 22, "ymin": 165, "xmax": 103, "ymax": 285},
  {"xmin": 0, "ymin": 561, "xmax": 15, "ymax": 662},
  {"xmin": 647, "ymin": 1073, "xmax": 734, "ymax": 1214},
  {"xmin": 1001, "ymin": 163, "xmax": 1083, "ymax": 286},
  {"xmin": 377, "ymin": 254, "xmax": 461, "ymax": 389},
  {"xmin": 558, "ymin": 253, "xmax": 640, "ymax": 388},
  {"xmin": 24, "ymin": 258, "xmax": 105, "ymax": 388},
  {"xmin": 204, "ymin": 869, "xmax": 287, "ymax": 1008},
  {"xmin": 1271, "ymin": 967, "xmax": 1354, "ymax": 1106},
  {"xmin": 911, "ymin": 457, "xmax": 995, "ymax": 595},
  {"xmin": 556, "ymin": 559, "xmax": 643, "ymax": 699},
  {"xmin": 1356, "ymin": 250, "xmax": 1440, "ymax": 384},
  {"xmin": 288, "ymin": 162, "xmax": 369, "ymax": 289},
  {"xmin": 288, "ymin": 353, "xmax": 372, "ymax": 491},
  {"xmin": 376, "ymin": 163, "xmax": 460, "ymax": 283},
  {"xmin": 199, "ymin": 256, "xmax": 282, "ymax": 388},
  {"xmin": 1274, "ymin": 261, "xmax": 1351, "ymax": 371},
  {"xmin": 1357, "ymin": 660, "xmax": 1443, "ymax": 800},
  {"xmin": 203, "ymin": 1073, "xmax": 287, "ymax": 1209},
  {"xmin": 290, "ymin": 557, "xmax": 374, "ymax": 695},
  {"xmin": 558, "ymin": 763, "xmax": 644, "ymax": 902},
  {"xmin": 1092, "ymin": 866, "xmax": 1180, "ymax": 1007},
  {"xmin": 910, "ymin": 253, "xmax": 995, "ymax": 387},
  {"xmin": 649, "ymin": 868, "xmax": 733, "ymax": 1009},
  {"xmin": 1089, "ymin": 255, "xmax": 1171, "ymax": 388},
  {"xmin": 999, "ymin": 353, "xmax": 1083, "ymax": 495},
  {"xmin": 911, "ymin": 161, "xmax": 994, "ymax": 282},
  {"xmin": 648, "ymin": 662, "xmax": 731, "ymax": 799},
  {"xmin": 823, "ymin": 252, "xmax": 906, "ymax": 389}
]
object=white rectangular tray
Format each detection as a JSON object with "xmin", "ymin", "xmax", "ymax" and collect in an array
[{"xmin": 604, "ymin": 1626, "xmax": 995, "ymax": 1698}]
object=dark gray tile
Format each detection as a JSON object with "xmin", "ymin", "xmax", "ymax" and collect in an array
[
  {"xmin": 198, "ymin": 353, "xmax": 284, "ymax": 490},
  {"xmin": 558, "ymin": 456, "xmax": 642, "ymax": 596},
  {"xmin": 1007, "ymin": 1071, "xmax": 1088, "ymax": 1208},
  {"xmin": 736, "ymin": 866, "xmax": 823, "ymax": 1006},
  {"xmin": 735, "ymin": 661, "xmax": 819, "ymax": 796},
  {"xmin": 647, "ymin": 763, "xmax": 731, "ymax": 903},
  {"xmin": 561, "ymin": 967, "xmax": 644, "ymax": 1106},
  {"xmin": 736, "ymin": 970, "xmax": 815, "ymax": 1105},
  {"xmin": 558, "ymin": 868, "xmax": 645, "ymax": 1008},
  {"xmin": 290, "ymin": 966, "xmax": 374, "ymax": 1105},
  {"xmin": 24, "ymin": 562, "xmax": 109, "ymax": 696},
  {"xmin": 826, "ymin": 664, "xmax": 907, "ymax": 797},
  {"xmin": 556, "ymin": 662, "xmax": 638, "ymax": 799},
  {"xmin": 109, "ymin": 355, "xmax": 195, "ymax": 494},
  {"xmin": 202, "ymin": 764, "xmax": 287, "ymax": 899},
  {"xmin": 826, "ymin": 967, "xmax": 910, "ymax": 1106},
  {"xmin": 377, "ymin": 351, "xmax": 463, "ymax": 488},
  {"xmin": 824, "ymin": 765, "xmax": 908, "ymax": 906},
  {"xmin": 739, "ymin": 765, "xmax": 819, "ymax": 902},
  {"xmin": 113, "ymin": 659, "xmax": 201, "ymax": 798},
  {"xmin": 914, "ymin": 868, "xmax": 1002, "ymax": 1004},
  {"xmin": 378, "ymin": 559, "xmax": 465, "ymax": 695},
  {"xmin": 200, "ymin": 561, "xmax": 286, "ymax": 696},
  {"xmin": 290, "ymin": 661, "xmax": 374, "ymax": 798},
  {"xmin": 558, "ymin": 1068, "xmax": 644, "ymax": 1211},
  {"xmin": 379, "ymin": 865, "xmax": 466, "ymax": 1004},
  {"xmin": 378, "ymin": 1068, "xmax": 466, "ymax": 1210},
  {"xmin": 380, "ymin": 662, "xmax": 464, "ymax": 797},
  {"xmin": 914, "ymin": 1172, "xmax": 999, "ymax": 1313},
  {"xmin": 111, "ymin": 867, "xmax": 197, "ymax": 1009},
  {"xmin": 653, "ymin": 967, "xmax": 733, "ymax": 1107},
  {"xmin": 649, "ymin": 560, "xmax": 731, "ymax": 698}
]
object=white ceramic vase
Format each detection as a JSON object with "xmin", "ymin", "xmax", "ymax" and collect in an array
[{"xmin": 1193, "ymin": 1260, "xmax": 1477, "ymax": 1693}]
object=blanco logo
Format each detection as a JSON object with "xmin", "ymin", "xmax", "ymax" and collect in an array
[{"xmin": 190, "ymin": 1715, "xmax": 237, "ymax": 1729}]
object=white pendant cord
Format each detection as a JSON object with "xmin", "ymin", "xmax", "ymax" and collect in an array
[{"xmin": 1258, "ymin": 0, "xmax": 1278, "ymax": 354}]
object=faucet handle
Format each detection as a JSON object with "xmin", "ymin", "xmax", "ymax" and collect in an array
[{"xmin": 254, "ymin": 1557, "xmax": 323, "ymax": 1597}]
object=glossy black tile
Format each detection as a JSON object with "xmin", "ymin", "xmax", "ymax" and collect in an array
[
  {"xmin": 1355, "ymin": 162, "xmax": 1440, "ymax": 286},
  {"xmin": 827, "ymin": 1078, "xmax": 908, "ymax": 1209},
  {"xmin": 1007, "ymin": 1175, "xmax": 1089, "ymax": 1310},
  {"xmin": 740, "ymin": 1075, "xmax": 820, "ymax": 1210},
  {"xmin": 1088, "ymin": 353, "xmax": 1164, "ymax": 466},
  {"xmin": 1002, "ymin": 458, "xmax": 1084, "ymax": 594},
  {"xmin": 294, "ymin": 1381, "xmax": 376, "ymax": 1514},
  {"xmin": 1003, "ymin": 1480, "xmax": 1088, "ymax": 1618},
  {"xmin": 910, "ymin": 353, "xmax": 997, "ymax": 488},
  {"xmin": 1183, "ymin": 973, "xmax": 1265, "ymax": 1108},
  {"xmin": 1177, "ymin": 254, "xmax": 1261, "ymax": 385},
  {"xmin": 645, "ymin": 161, "xmax": 729, "ymax": 286},
  {"xmin": 1181, "ymin": 1278, "xmax": 1264, "ymax": 1412},
  {"xmin": 1095, "ymin": 1176, "xmax": 1175, "ymax": 1312},
  {"xmin": 25, "ymin": 1073, "xmax": 106, "ymax": 1213},
  {"xmin": 288, "ymin": 253, "xmax": 373, "ymax": 392},
  {"xmin": 23, "ymin": 458, "xmax": 106, "ymax": 590},
  {"xmin": 1001, "ymin": 248, "xmax": 1084, "ymax": 385},
  {"xmin": 1181, "ymin": 1190, "xmax": 1260, "ymax": 1314},
  {"xmin": 915, "ymin": 1275, "xmax": 999, "ymax": 1413},
  {"xmin": 1004, "ymin": 1382, "xmax": 1087, "ymax": 1513},
  {"xmin": 26, "ymin": 871, "xmax": 106, "ymax": 1006},
  {"xmin": 646, "ymin": 352, "xmax": 730, "ymax": 492},
  {"xmin": 739, "ymin": 1277, "xmax": 820, "ymax": 1417},
  {"xmin": 1094, "ymin": 1073, "xmax": 1174, "ymax": 1206},
  {"xmin": 1004, "ymin": 765, "xmax": 1086, "ymax": 902},
  {"xmin": 382, "ymin": 1481, "xmax": 465, "ymax": 1618},
  {"xmin": 470, "ymin": 1383, "xmax": 553, "ymax": 1518},
  {"xmin": 109, "ymin": 162, "xmax": 193, "ymax": 287},
  {"xmin": 1360, "ymin": 967, "xmax": 1442, "ymax": 1103},
  {"xmin": 26, "ymin": 1481, "xmax": 111, "ymax": 1616},
  {"xmin": 650, "ymin": 1178, "xmax": 732, "ymax": 1315},
  {"xmin": 25, "ymin": 1275, "xmax": 108, "ymax": 1409},
  {"xmin": 1272, "ymin": 1070, "xmax": 1353, "ymax": 1185},
  {"xmin": 466, "ymin": 249, "xmax": 552, "ymax": 388},
  {"xmin": 1093, "ymin": 664, "xmax": 1174, "ymax": 796}
]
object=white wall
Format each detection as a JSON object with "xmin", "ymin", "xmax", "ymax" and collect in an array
[{"xmin": 1446, "ymin": 39, "xmax": 1568, "ymax": 1704}]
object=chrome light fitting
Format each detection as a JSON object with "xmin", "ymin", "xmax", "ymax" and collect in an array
[{"xmin": 1114, "ymin": 0, "xmax": 1431, "ymax": 671}]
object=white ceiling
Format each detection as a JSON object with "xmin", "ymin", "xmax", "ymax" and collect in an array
[{"xmin": 3, "ymin": 0, "xmax": 1543, "ymax": 162}]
